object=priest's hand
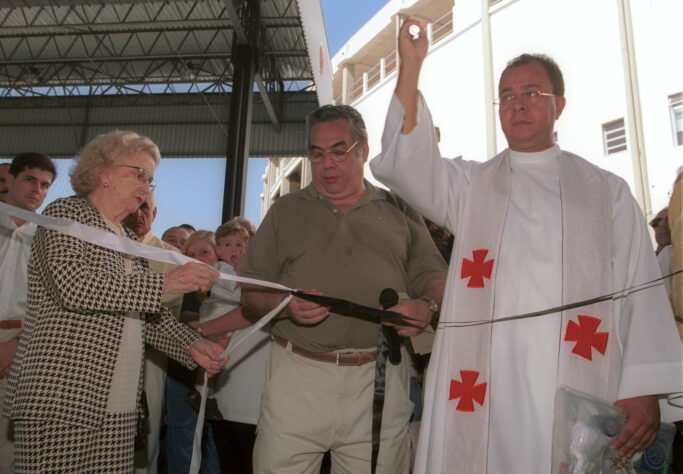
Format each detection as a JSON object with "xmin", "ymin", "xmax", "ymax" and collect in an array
[
  {"xmin": 189, "ymin": 338, "xmax": 228, "ymax": 377},
  {"xmin": 398, "ymin": 19, "xmax": 428, "ymax": 66},
  {"xmin": 287, "ymin": 288, "xmax": 330, "ymax": 325},
  {"xmin": 612, "ymin": 394, "xmax": 660, "ymax": 458},
  {"xmin": 382, "ymin": 298, "xmax": 432, "ymax": 337},
  {"xmin": 396, "ymin": 18, "xmax": 428, "ymax": 135}
]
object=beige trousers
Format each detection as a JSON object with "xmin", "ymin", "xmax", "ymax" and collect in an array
[{"xmin": 253, "ymin": 341, "xmax": 413, "ymax": 474}]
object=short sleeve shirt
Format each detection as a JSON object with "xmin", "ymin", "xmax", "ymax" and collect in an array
[{"xmin": 240, "ymin": 181, "xmax": 447, "ymax": 351}]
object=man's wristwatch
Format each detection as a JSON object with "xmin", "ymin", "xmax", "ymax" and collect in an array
[{"xmin": 420, "ymin": 296, "xmax": 439, "ymax": 315}]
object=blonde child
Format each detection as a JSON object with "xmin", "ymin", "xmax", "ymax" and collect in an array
[{"xmin": 165, "ymin": 230, "xmax": 221, "ymax": 472}]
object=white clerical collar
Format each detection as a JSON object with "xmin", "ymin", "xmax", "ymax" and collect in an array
[{"xmin": 508, "ymin": 144, "xmax": 560, "ymax": 164}]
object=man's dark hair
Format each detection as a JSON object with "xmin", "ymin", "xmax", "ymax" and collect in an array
[
  {"xmin": 179, "ymin": 223, "xmax": 195, "ymax": 232},
  {"xmin": 9, "ymin": 152, "xmax": 57, "ymax": 180},
  {"xmin": 500, "ymin": 53, "xmax": 565, "ymax": 97},
  {"xmin": 306, "ymin": 104, "xmax": 368, "ymax": 149}
]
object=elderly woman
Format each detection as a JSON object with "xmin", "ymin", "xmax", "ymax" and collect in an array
[{"xmin": 2, "ymin": 130, "xmax": 225, "ymax": 472}]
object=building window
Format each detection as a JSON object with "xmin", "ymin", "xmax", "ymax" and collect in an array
[
  {"xmin": 286, "ymin": 168, "xmax": 302, "ymax": 194},
  {"xmin": 670, "ymin": 93, "xmax": 683, "ymax": 146},
  {"xmin": 603, "ymin": 118, "xmax": 627, "ymax": 155}
]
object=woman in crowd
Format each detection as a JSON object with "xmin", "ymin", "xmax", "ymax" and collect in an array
[{"xmin": 2, "ymin": 130, "xmax": 225, "ymax": 473}]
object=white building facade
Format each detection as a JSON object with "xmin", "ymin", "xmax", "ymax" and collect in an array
[{"xmin": 262, "ymin": 0, "xmax": 682, "ymax": 223}]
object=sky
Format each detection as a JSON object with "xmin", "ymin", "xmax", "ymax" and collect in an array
[
  {"xmin": 322, "ymin": 1, "xmax": 386, "ymax": 56},
  {"xmin": 2, "ymin": 0, "xmax": 388, "ymax": 236}
]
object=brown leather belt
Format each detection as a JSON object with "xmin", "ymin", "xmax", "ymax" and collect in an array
[
  {"xmin": 0, "ymin": 320, "xmax": 21, "ymax": 329},
  {"xmin": 273, "ymin": 334, "xmax": 376, "ymax": 366}
]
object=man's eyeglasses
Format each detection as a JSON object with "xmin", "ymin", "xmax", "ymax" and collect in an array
[
  {"xmin": 494, "ymin": 90, "xmax": 556, "ymax": 107},
  {"xmin": 308, "ymin": 141, "xmax": 359, "ymax": 163},
  {"xmin": 117, "ymin": 165, "xmax": 156, "ymax": 191},
  {"xmin": 649, "ymin": 217, "xmax": 668, "ymax": 229}
]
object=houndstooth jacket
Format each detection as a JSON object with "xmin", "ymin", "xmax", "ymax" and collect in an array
[{"xmin": 3, "ymin": 196, "xmax": 199, "ymax": 428}]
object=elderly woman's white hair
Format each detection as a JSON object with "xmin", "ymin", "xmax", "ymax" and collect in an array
[{"xmin": 71, "ymin": 130, "xmax": 161, "ymax": 196}]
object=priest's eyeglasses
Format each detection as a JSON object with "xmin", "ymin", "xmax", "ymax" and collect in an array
[
  {"xmin": 308, "ymin": 141, "xmax": 359, "ymax": 163},
  {"xmin": 494, "ymin": 90, "xmax": 556, "ymax": 107},
  {"xmin": 117, "ymin": 165, "xmax": 157, "ymax": 191}
]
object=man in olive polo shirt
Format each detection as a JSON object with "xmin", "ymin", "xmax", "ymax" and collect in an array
[{"xmin": 240, "ymin": 104, "xmax": 447, "ymax": 473}]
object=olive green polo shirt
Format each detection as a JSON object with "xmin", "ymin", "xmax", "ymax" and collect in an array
[{"xmin": 241, "ymin": 180, "xmax": 447, "ymax": 352}]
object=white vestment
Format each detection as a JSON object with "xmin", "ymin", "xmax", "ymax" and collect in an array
[
  {"xmin": 657, "ymin": 245, "xmax": 672, "ymax": 297},
  {"xmin": 370, "ymin": 93, "xmax": 683, "ymax": 473}
]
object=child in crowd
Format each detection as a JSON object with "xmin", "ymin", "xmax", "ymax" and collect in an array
[
  {"xmin": 185, "ymin": 223, "xmax": 253, "ymax": 413},
  {"xmin": 198, "ymin": 222, "xmax": 250, "ymax": 327},
  {"xmin": 192, "ymin": 221, "xmax": 271, "ymax": 473},
  {"xmin": 164, "ymin": 230, "xmax": 222, "ymax": 473}
]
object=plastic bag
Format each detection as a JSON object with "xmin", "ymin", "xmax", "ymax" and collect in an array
[
  {"xmin": 552, "ymin": 386, "xmax": 627, "ymax": 474},
  {"xmin": 552, "ymin": 386, "xmax": 677, "ymax": 474}
]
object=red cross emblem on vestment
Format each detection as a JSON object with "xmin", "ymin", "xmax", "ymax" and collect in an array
[
  {"xmin": 564, "ymin": 315, "xmax": 608, "ymax": 361},
  {"xmin": 449, "ymin": 370, "xmax": 487, "ymax": 412},
  {"xmin": 461, "ymin": 249, "xmax": 494, "ymax": 288}
]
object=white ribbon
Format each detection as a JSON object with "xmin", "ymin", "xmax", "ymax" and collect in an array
[
  {"xmin": 0, "ymin": 201, "xmax": 292, "ymax": 472},
  {"xmin": 189, "ymin": 294, "xmax": 293, "ymax": 473},
  {"xmin": 0, "ymin": 201, "xmax": 292, "ymax": 292}
]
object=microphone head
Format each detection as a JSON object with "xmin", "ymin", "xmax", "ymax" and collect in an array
[{"xmin": 379, "ymin": 288, "xmax": 399, "ymax": 309}]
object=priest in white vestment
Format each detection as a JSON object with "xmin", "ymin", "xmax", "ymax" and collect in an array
[{"xmin": 370, "ymin": 19, "xmax": 683, "ymax": 474}]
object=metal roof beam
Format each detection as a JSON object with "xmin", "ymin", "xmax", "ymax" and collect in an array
[
  {"xmin": 0, "ymin": 18, "xmax": 300, "ymax": 37},
  {"xmin": 223, "ymin": 0, "xmax": 281, "ymax": 131},
  {"xmin": 0, "ymin": 52, "xmax": 233, "ymax": 65},
  {"xmin": 0, "ymin": 20, "xmax": 235, "ymax": 37}
]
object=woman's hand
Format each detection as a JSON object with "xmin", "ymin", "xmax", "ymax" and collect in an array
[
  {"xmin": 189, "ymin": 338, "xmax": 228, "ymax": 377},
  {"xmin": 163, "ymin": 262, "xmax": 219, "ymax": 295}
]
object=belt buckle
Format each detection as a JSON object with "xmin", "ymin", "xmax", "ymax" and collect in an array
[{"xmin": 336, "ymin": 352, "xmax": 340, "ymax": 366}]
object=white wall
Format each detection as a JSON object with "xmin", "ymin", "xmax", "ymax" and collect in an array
[
  {"xmin": 631, "ymin": 0, "xmax": 683, "ymax": 212},
  {"xmin": 345, "ymin": 0, "xmax": 681, "ymax": 215}
]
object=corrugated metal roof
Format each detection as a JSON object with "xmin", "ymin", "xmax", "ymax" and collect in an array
[
  {"xmin": 0, "ymin": 0, "xmax": 316, "ymax": 89},
  {"xmin": 0, "ymin": 0, "xmax": 330, "ymax": 160},
  {"xmin": 0, "ymin": 90, "xmax": 318, "ymax": 158}
]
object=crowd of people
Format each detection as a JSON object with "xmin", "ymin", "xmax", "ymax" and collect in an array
[{"xmin": 0, "ymin": 16, "xmax": 681, "ymax": 474}]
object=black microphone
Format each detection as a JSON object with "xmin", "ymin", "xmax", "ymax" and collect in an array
[
  {"xmin": 379, "ymin": 288, "xmax": 401, "ymax": 365},
  {"xmin": 379, "ymin": 288, "xmax": 399, "ymax": 309}
]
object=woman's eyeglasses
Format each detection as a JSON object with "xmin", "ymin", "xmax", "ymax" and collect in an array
[{"xmin": 117, "ymin": 165, "xmax": 156, "ymax": 191}]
